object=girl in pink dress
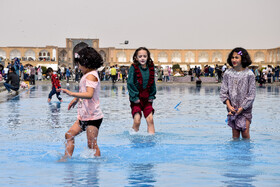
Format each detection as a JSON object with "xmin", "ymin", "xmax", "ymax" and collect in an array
[
  {"xmin": 220, "ymin": 47, "xmax": 256, "ymax": 139},
  {"xmin": 59, "ymin": 47, "xmax": 104, "ymax": 161}
]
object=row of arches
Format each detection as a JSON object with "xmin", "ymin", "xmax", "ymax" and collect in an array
[
  {"xmin": 0, "ymin": 49, "xmax": 51, "ymax": 61},
  {"xmin": 116, "ymin": 51, "xmax": 279, "ymax": 63}
]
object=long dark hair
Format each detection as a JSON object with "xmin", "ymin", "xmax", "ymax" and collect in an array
[
  {"xmin": 132, "ymin": 47, "xmax": 153, "ymax": 66},
  {"xmin": 74, "ymin": 47, "xmax": 103, "ymax": 69},
  {"xmin": 227, "ymin": 47, "xmax": 252, "ymax": 68}
]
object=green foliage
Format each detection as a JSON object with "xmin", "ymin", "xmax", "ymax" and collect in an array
[
  {"xmin": 41, "ymin": 66, "xmax": 47, "ymax": 74},
  {"xmin": 172, "ymin": 64, "xmax": 181, "ymax": 70}
]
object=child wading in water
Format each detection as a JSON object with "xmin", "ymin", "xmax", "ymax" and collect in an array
[
  {"xmin": 127, "ymin": 47, "xmax": 156, "ymax": 134},
  {"xmin": 220, "ymin": 47, "xmax": 256, "ymax": 139},
  {"xmin": 47, "ymin": 68, "xmax": 63, "ymax": 102},
  {"xmin": 59, "ymin": 47, "xmax": 104, "ymax": 161}
]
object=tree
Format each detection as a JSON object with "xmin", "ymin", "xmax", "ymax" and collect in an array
[{"xmin": 172, "ymin": 64, "xmax": 181, "ymax": 71}]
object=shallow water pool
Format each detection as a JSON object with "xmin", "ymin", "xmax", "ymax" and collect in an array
[{"xmin": 1, "ymin": 83, "xmax": 280, "ymax": 186}]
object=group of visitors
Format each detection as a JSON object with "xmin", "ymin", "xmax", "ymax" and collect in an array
[
  {"xmin": 0, "ymin": 58, "xmax": 43, "ymax": 94},
  {"xmin": 56, "ymin": 66, "xmax": 82, "ymax": 83},
  {"xmin": 100, "ymin": 65, "xmax": 129, "ymax": 83}
]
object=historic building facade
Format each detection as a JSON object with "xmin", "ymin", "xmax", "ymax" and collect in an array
[{"xmin": 0, "ymin": 38, "xmax": 280, "ymax": 70}]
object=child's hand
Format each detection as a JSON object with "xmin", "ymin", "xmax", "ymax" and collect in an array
[
  {"xmin": 228, "ymin": 111, "xmax": 233, "ymax": 115},
  {"xmin": 225, "ymin": 100, "xmax": 235, "ymax": 113},
  {"xmin": 227, "ymin": 105, "xmax": 236, "ymax": 113},
  {"xmin": 236, "ymin": 107, "xmax": 243, "ymax": 115},
  {"xmin": 68, "ymin": 98, "xmax": 78, "ymax": 110},
  {"xmin": 61, "ymin": 88, "xmax": 72, "ymax": 96},
  {"xmin": 134, "ymin": 99, "xmax": 140, "ymax": 103},
  {"xmin": 56, "ymin": 88, "xmax": 61, "ymax": 92}
]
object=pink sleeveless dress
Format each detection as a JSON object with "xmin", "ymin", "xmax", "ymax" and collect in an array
[{"xmin": 77, "ymin": 70, "xmax": 103, "ymax": 121}]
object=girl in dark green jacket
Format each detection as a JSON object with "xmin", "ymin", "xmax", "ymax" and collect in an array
[{"xmin": 127, "ymin": 47, "xmax": 156, "ymax": 134}]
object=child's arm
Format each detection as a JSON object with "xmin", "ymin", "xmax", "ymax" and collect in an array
[
  {"xmin": 220, "ymin": 72, "xmax": 230, "ymax": 104},
  {"xmin": 240, "ymin": 73, "xmax": 256, "ymax": 111},
  {"xmin": 61, "ymin": 74, "xmax": 97, "ymax": 99},
  {"xmin": 148, "ymin": 75, "xmax": 157, "ymax": 102},
  {"xmin": 127, "ymin": 66, "xmax": 140, "ymax": 103}
]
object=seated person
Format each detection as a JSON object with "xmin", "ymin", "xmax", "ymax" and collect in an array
[{"xmin": 4, "ymin": 67, "xmax": 20, "ymax": 94}]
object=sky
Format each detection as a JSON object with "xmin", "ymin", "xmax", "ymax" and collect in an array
[{"xmin": 1, "ymin": 0, "xmax": 280, "ymax": 49}]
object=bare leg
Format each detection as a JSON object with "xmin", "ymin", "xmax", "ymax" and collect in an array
[
  {"xmin": 241, "ymin": 120, "xmax": 251, "ymax": 139},
  {"xmin": 86, "ymin": 126, "xmax": 100, "ymax": 157},
  {"xmin": 232, "ymin": 128, "xmax": 240, "ymax": 139},
  {"xmin": 59, "ymin": 120, "xmax": 82, "ymax": 161},
  {"xmin": 145, "ymin": 113, "xmax": 155, "ymax": 134},
  {"xmin": 132, "ymin": 113, "xmax": 141, "ymax": 132}
]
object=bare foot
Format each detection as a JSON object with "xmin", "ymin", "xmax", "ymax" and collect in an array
[
  {"xmin": 48, "ymin": 98, "xmax": 51, "ymax": 103},
  {"xmin": 57, "ymin": 155, "xmax": 70, "ymax": 162},
  {"xmin": 94, "ymin": 148, "xmax": 101, "ymax": 157}
]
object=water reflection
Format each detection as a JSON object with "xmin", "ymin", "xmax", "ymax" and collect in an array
[
  {"xmin": 63, "ymin": 162, "xmax": 100, "ymax": 186},
  {"xmin": 222, "ymin": 140, "xmax": 256, "ymax": 186},
  {"xmin": 7, "ymin": 96, "xmax": 20, "ymax": 130},
  {"xmin": 48, "ymin": 102, "xmax": 61, "ymax": 128},
  {"xmin": 266, "ymin": 85, "xmax": 280, "ymax": 94},
  {"xmin": 121, "ymin": 85, "xmax": 126, "ymax": 95},
  {"xmin": 111, "ymin": 84, "xmax": 118, "ymax": 96},
  {"xmin": 127, "ymin": 163, "xmax": 156, "ymax": 187}
]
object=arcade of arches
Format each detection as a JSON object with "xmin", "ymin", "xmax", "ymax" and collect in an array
[{"xmin": 0, "ymin": 38, "xmax": 279, "ymax": 70}]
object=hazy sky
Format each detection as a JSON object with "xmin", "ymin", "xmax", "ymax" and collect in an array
[{"xmin": 1, "ymin": 0, "xmax": 280, "ymax": 49}]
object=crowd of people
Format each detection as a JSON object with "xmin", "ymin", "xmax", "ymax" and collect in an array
[
  {"xmin": 0, "ymin": 55, "xmax": 279, "ymax": 91},
  {"xmin": 0, "ymin": 59, "xmax": 43, "ymax": 85}
]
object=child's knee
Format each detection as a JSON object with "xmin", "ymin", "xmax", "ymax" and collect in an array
[
  {"xmin": 146, "ymin": 113, "xmax": 154, "ymax": 122},
  {"xmin": 65, "ymin": 131, "xmax": 74, "ymax": 140},
  {"xmin": 134, "ymin": 113, "xmax": 141, "ymax": 122}
]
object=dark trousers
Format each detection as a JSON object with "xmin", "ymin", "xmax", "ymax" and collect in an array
[
  {"xmin": 122, "ymin": 74, "xmax": 127, "ymax": 83},
  {"xmin": 111, "ymin": 75, "xmax": 116, "ymax": 83},
  {"xmin": 48, "ymin": 87, "xmax": 62, "ymax": 101},
  {"xmin": 30, "ymin": 75, "xmax": 35, "ymax": 85},
  {"xmin": 4, "ymin": 83, "xmax": 19, "ymax": 92}
]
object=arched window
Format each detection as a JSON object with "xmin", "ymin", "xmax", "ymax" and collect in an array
[
  {"xmin": 99, "ymin": 50, "xmax": 106, "ymax": 62},
  {"xmin": 117, "ymin": 51, "xmax": 126, "ymax": 62},
  {"xmin": 212, "ymin": 52, "xmax": 222, "ymax": 62},
  {"xmin": 171, "ymin": 52, "xmax": 181, "ymax": 62},
  {"xmin": 198, "ymin": 52, "xmax": 208, "ymax": 62},
  {"xmin": 24, "ymin": 50, "xmax": 36, "ymax": 61},
  {"xmin": 254, "ymin": 51, "xmax": 265, "ymax": 62},
  {"xmin": 0, "ymin": 49, "xmax": 7, "ymax": 60},
  {"xmin": 269, "ymin": 52, "xmax": 273, "ymax": 62},
  {"xmin": 158, "ymin": 52, "xmax": 168, "ymax": 62},
  {"xmin": 150, "ymin": 53, "xmax": 154, "ymax": 61},
  {"xmin": 130, "ymin": 53, "xmax": 133, "ymax": 62},
  {"xmin": 185, "ymin": 51, "xmax": 195, "ymax": 62},
  {"xmin": 10, "ymin": 49, "xmax": 21, "ymax": 60}
]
